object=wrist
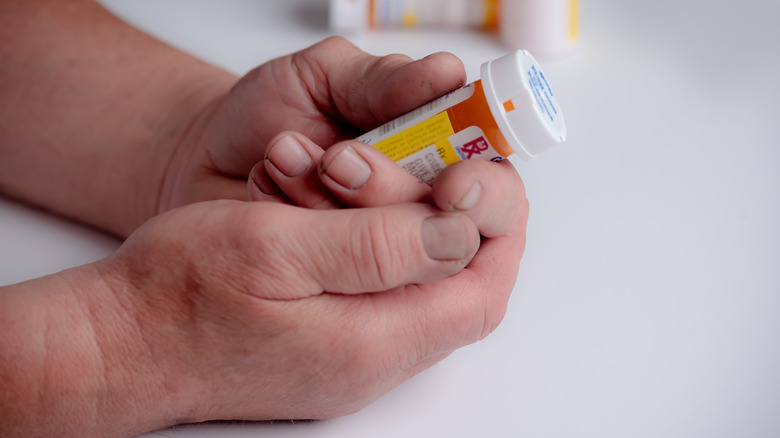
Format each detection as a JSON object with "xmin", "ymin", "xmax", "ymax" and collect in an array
[
  {"xmin": 0, "ymin": 0, "xmax": 237, "ymax": 238},
  {"xmin": 91, "ymin": 250, "xmax": 211, "ymax": 427},
  {"xmin": 0, "ymin": 263, "xmax": 175, "ymax": 437},
  {"xmin": 147, "ymin": 76, "xmax": 234, "ymax": 222},
  {"xmin": 117, "ymin": 72, "xmax": 236, "ymax": 237}
]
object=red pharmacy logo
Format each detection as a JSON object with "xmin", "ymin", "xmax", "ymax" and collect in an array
[{"xmin": 460, "ymin": 137, "xmax": 489, "ymax": 159}]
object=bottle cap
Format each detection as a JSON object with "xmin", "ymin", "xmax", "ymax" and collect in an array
[
  {"xmin": 329, "ymin": 0, "xmax": 370, "ymax": 32},
  {"xmin": 480, "ymin": 50, "xmax": 567, "ymax": 159}
]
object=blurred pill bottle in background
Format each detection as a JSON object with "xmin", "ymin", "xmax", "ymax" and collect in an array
[
  {"xmin": 500, "ymin": 0, "xmax": 579, "ymax": 55},
  {"xmin": 330, "ymin": 0, "xmax": 500, "ymax": 31},
  {"xmin": 329, "ymin": 0, "xmax": 579, "ymax": 55}
]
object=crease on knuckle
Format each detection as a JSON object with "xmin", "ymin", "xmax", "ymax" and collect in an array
[{"xmin": 351, "ymin": 210, "xmax": 405, "ymax": 291}]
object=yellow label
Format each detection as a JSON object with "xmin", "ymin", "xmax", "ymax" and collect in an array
[
  {"xmin": 434, "ymin": 137, "xmax": 462, "ymax": 166},
  {"xmin": 372, "ymin": 111, "xmax": 455, "ymax": 162},
  {"xmin": 358, "ymin": 80, "xmax": 507, "ymax": 183}
]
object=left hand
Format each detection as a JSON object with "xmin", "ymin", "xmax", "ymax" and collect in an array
[{"xmin": 157, "ymin": 37, "xmax": 467, "ymax": 214}]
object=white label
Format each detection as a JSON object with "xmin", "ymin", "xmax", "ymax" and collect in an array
[
  {"xmin": 527, "ymin": 65, "xmax": 561, "ymax": 126},
  {"xmin": 396, "ymin": 144, "xmax": 447, "ymax": 185}
]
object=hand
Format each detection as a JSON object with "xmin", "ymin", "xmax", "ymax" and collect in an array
[
  {"xmin": 95, "ymin": 120, "xmax": 528, "ymax": 428},
  {"xmin": 157, "ymin": 37, "xmax": 467, "ymax": 215},
  {"xmin": 97, "ymin": 198, "xmax": 487, "ymax": 424}
]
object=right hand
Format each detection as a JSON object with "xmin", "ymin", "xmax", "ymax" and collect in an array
[{"xmin": 95, "ymin": 196, "xmax": 499, "ymax": 424}]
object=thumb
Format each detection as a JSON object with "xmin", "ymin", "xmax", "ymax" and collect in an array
[{"xmin": 247, "ymin": 203, "xmax": 480, "ymax": 299}]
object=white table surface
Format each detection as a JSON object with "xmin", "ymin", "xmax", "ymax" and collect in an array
[{"xmin": 2, "ymin": 1, "xmax": 779, "ymax": 437}]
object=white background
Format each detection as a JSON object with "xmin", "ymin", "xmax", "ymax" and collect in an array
[{"xmin": 2, "ymin": 1, "xmax": 779, "ymax": 437}]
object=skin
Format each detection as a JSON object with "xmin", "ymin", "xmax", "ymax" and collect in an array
[{"xmin": 0, "ymin": 1, "xmax": 529, "ymax": 437}]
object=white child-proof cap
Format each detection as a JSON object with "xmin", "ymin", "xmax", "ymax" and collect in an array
[{"xmin": 481, "ymin": 50, "xmax": 567, "ymax": 159}]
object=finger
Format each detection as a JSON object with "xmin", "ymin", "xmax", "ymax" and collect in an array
[
  {"xmin": 318, "ymin": 140, "xmax": 431, "ymax": 207},
  {"xmin": 299, "ymin": 37, "xmax": 467, "ymax": 130},
  {"xmin": 241, "ymin": 203, "xmax": 480, "ymax": 299},
  {"xmin": 247, "ymin": 160, "xmax": 293, "ymax": 204},
  {"xmin": 431, "ymin": 159, "xmax": 529, "ymax": 238},
  {"xmin": 262, "ymin": 132, "xmax": 340, "ymax": 209}
]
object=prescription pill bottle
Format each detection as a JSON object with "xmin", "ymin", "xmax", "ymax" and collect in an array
[
  {"xmin": 357, "ymin": 50, "xmax": 566, "ymax": 184},
  {"xmin": 500, "ymin": 0, "xmax": 579, "ymax": 55},
  {"xmin": 330, "ymin": 0, "xmax": 500, "ymax": 32}
]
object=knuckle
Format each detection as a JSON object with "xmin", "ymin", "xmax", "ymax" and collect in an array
[
  {"xmin": 313, "ymin": 35, "xmax": 354, "ymax": 52},
  {"xmin": 372, "ymin": 53, "xmax": 414, "ymax": 72},
  {"xmin": 349, "ymin": 210, "xmax": 409, "ymax": 291}
]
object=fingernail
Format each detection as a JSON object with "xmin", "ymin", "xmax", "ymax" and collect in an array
[
  {"xmin": 321, "ymin": 146, "xmax": 371, "ymax": 190},
  {"xmin": 249, "ymin": 161, "xmax": 279, "ymax": 196},
  {"xmin": 266, "ymin": 135, "xmax": 312, "ymax": 178},
  {"xmin": 422, "ymin": 215, "xmax": 476, "ymax": 261},
  {"xmin": 455, "ymin": 182, "xmax": 482, "ymax": 211}
]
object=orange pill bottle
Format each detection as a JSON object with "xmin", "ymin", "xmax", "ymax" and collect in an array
[{"xmin": 357, "ymin": 50, "xmax": 567, "ymax": 183}]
